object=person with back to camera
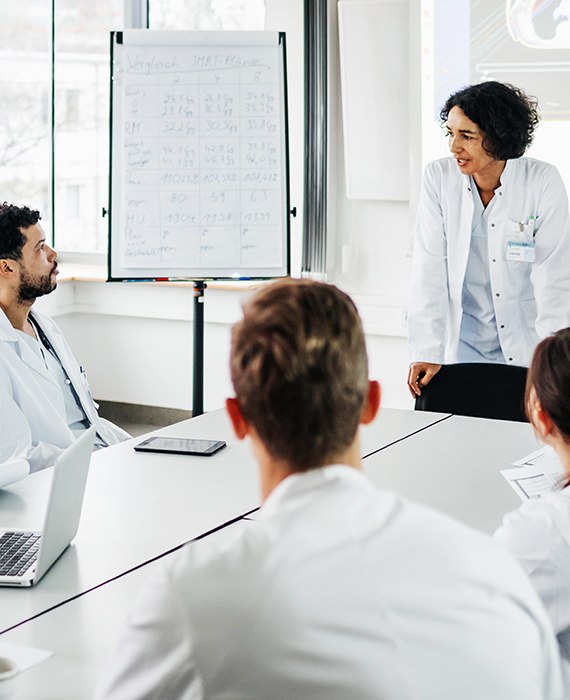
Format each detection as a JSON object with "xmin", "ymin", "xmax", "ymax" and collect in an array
[
  {"xmin": 408, "ymin": 81, "xmax": 570, "ymax": 419},
  {"xmin": 97, "ymin": 278, "xmax": 561, "ymax": 700},
  {"xmin": 495, "ymin": 327, "xmax": 570, "ymax": 697}
]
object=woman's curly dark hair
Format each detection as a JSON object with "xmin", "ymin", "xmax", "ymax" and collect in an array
[{"xmin": 440, "ymin": 82, "xmax": 539, "ymax": 160}]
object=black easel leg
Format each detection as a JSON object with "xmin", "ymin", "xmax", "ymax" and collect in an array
[{"xmin": 192, "ymin": 281, "xmax": 206, "ymax": 417}]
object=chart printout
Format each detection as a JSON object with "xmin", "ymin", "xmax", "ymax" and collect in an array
[{"xmin": 110, "ymin": 31, "xmax": 288, "ymax": 279}]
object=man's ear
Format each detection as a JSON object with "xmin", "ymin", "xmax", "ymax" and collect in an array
[
  {"xmin": 226, "ymin": 397, "xmax": 250, "ymax": 440},
  {"xmin": 0, "ymin": 258, "xmax": 16, "ymax": 280},
  {"xmin": 360, "ymin": 380, "xmax": 381, "ymax": 425}
]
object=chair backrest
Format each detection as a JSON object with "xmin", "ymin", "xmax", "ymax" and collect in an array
[{"xmin": 414, "ymin": 363, "xmax": 528, "ymax": 422}]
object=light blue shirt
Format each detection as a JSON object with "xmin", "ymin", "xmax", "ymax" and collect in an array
[{"xmin": 457, "ymin": 179, "xmax": 506, "ymax": 363}]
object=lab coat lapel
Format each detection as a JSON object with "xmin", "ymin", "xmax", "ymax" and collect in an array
[
  {"xmin": 30, "ymin": 310, "xmax": 99, "ymax": 426},
  {"xmin": 454, "ymin": 178, "xmax": 475, "ymax": 299},
  {"xmin": 0, "ymin": 308, "xmax": 60, "ymax": 390}
]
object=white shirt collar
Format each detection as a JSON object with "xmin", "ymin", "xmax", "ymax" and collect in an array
[{"xmin": 259, "ymin": 464, "xmax": 373, "ymax": 520}]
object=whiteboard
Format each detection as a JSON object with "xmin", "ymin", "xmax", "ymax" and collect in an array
[
  {"xmin": 338, "ymin": 0, "xmax": 409, "ymax": 201},
  {"xmin": 109, "ymin": 30, "xmax": 290, "ymax": 280}
]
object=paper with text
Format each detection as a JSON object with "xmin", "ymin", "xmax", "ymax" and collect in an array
[
  {"xmin": 502, "ymin": 445, "xmax": 566, "ymax": 500},
  {"xmin": 111, "ymin": 32, "xmax": 287, "ymax": 277}
]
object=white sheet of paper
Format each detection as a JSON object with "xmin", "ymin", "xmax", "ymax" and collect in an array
[
  {"xmin": 501, "ymin": 458, "xmax": 567, "ymax": 501},
  {"xmin": 0, "ymin": 640, "xmax": 52, "ymax": 671},
  {"xmin": 502, "ymin": 444, "xmax": 566, "ymax": 500},
  {"xmin": 115, "ymin": 37, "xmax": 286, "ymax": 273},
  {"xmin": 510, "ymin": 444, "xmax": 558, "ymax": 468}
]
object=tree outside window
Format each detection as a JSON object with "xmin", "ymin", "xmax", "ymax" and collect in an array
[{"xmin": 0, "ymin": 0, "xmax": 265, "ymax": 254}]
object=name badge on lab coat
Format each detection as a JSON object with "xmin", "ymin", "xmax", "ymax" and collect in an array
[{"xmin": 506, "ymin": 240, "xmax": 535, "ymax": 263}]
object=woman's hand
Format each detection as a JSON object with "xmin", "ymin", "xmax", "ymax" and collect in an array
[{"xmin": 407, "ymin": 362, "xmax": 442, "ymax": 399}]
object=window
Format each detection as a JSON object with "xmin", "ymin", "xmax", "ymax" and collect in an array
[
  {"xmin": 0, "ymin": 0, "xmax": 51, "ymax": 234},
  {"xmin": 60, "ymin": 0, "xmax": 79, "ymax": 28},
  {"xmin": 0, "ymin": 0, "xmax": 265, "ymax": 255},
  {"xmin": 65, "ymin": 89, "xmax": 81, "ymax": 128},
  {"xmin": 150, "ymin": 0, "xmax": 265, "ymax": 31},
  {"xmin": 66, "ymin": 184, "xmax": 81, "ymax": 219},
  {"xmin": 54, "ymin": 0, "xmax": 124, "ymax": 253}
]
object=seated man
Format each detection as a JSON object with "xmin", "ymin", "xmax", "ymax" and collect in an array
[
  {"xmin": 97, "ymin": 279, "xmax": 561, "ymax": 700},
  {"xmin": 0, "ymin": 203, "xmax": 129, "ymax": 473}
]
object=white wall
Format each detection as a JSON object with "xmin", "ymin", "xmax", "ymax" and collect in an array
[
  {"xmin": 265, "ymin": 0, "xmax": 415, "ymax": 408},
  {"xmin": 42, "ymin": 0, "xmax": 417, "ymax": 414},
  {"xmin": 35, "ymin": 280, "xmax": 242, "ymax": 411},
  {"xmin": 320, "ymin": 0, "xmax": 414, "ymax": 408},
  {"xmin": 36, "ymin": 272, "xmax": 413, "ymax": 412}
]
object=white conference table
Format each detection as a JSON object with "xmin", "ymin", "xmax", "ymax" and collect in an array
[
  {"xmin": 0, "ymin": 409, "xmax": 537, "ymax": 700},
  {"xmin": 0, "ymin": 524, "xmax": 244, "ymax": 700},
  {"xmin": 0, "ymin": 411, "xmax": 256, "ymax": 635},
  {"xmin": 0, "ymin": 407, "xmax": 444, "ymax": 637},
  {"xmin": 362, "ymin": 413, "xmax": 540, "ymax": 534},
  {"xmin": 0, "ymin": 407, "xmax": 541, "ymax": 699}
]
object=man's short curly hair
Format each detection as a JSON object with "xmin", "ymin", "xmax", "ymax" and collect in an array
[
  {"xmin": 440, "ymin": 82, "xmax": 539, "ymax": 160},
  {"xmin": 0, "ymin": 203, "xmax": 41, "ymax": 260},
  {"xmin": 230, "ymin": 279, "xmax": 369, "ymax": 472}
]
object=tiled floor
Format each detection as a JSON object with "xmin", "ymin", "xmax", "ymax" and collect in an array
[
  {"xmin": 96, "ymin": 401, "xmax": 193, "ymax": 438},
  {"xmin": 119, "ymin": 422, "xmax": 164, "ymax": 438}
]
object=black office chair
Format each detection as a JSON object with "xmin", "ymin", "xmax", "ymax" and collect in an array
[{"xmin": 414, "ymin": 363, "xmax": 528, "ymax": 422}]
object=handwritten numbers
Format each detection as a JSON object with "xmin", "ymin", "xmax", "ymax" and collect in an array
[{"xmin": 119, "ymin": 43, "xmax": 284, "ymax": 271}]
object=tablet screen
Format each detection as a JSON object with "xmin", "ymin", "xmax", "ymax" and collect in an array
[{"xmin": 134, "ymin": 437, "xmax": 226, "ymax": 456}]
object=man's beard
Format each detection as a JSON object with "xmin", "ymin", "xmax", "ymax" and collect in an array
[{"xmin": 17, "ymin": 264, "xmax": 57, "ymax": 303}]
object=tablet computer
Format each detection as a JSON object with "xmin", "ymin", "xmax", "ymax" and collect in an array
[{"xmin": 134, "ymin": 437, "xmax": 227, "ymax": 456}]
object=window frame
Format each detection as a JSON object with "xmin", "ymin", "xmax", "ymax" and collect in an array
[{"xmin": 54, "ymin": 0, "xmax": 149, "ymax": 263}]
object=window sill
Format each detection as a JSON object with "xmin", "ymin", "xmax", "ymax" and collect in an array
[{"xmin": 56, "ymin": 263, "xmax": 265, "ymax": 291}]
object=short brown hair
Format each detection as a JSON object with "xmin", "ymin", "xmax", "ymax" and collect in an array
[
  {"xmin": 526, "ymin": 328, "xmax": 570, "ymax": 444},
  {"xmin": 230, "ymin": 279, "xmax": 369, "ymax": 471}
]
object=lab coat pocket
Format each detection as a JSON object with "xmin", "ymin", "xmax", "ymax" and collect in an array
[
  {"xmin": 505, "ymin": 220, "xmax": 534, "ymax": 244},
  {"xmin": 504, "ymin": 222, "xmax": 535, "ymax": 265}
]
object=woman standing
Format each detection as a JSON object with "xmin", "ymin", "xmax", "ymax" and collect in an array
[
  {"xmin": 495, "ymin": 328, "xmax": 570, "ymax": 695},
  {"xmin": 407, "ymin": 82, "xmax": 570, "ymax": 416}
]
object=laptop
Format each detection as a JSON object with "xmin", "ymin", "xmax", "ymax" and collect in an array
[{"xmin": 0, "ymin": 426, "xmax": 95, "ymax": 587}]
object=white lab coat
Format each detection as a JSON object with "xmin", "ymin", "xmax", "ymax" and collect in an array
[
  {"xmin": 0, "ymin": 307, "xmax": 129, "ymax": 473},
  {"xmin": 409, "ymin": 157, "xmax": 570, "ymax": 366},
  {"xmin": 97, "ymin": 465, "xmax": 561, "ymax": 700},
  {"xmin": 495, "ymin": 486, "xmax": 570, "ymax": 698}
]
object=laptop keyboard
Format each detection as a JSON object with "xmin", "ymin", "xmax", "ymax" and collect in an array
[{"xmin": 0, "ymin": 532, "xmax": 40, "ymax": 577}]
